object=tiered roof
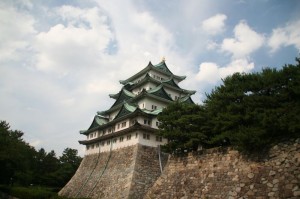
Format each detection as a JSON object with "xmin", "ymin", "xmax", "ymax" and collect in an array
[
  {"xmin": 80, "ymin": 60, "xmax": 195, "ymax": 136},
  {"xmin": 119, "ymin": 61, "xmax": 186, "ymax": 85}
]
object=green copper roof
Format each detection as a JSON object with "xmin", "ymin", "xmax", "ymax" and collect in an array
[
  {"xmin": 142, "ymin": 108, "xmax": 163, "ymax": 115},
  {"xmin": 154, "ymin": 61, "xmax": 173, "ymax": 74},
  {"xmin": 86, "ymin": 115, "xmax": 109, "ymax": 131},
  {"xmin": 162, "ymin": 78, "xmax": 180, "ymax": 88},
  {"xmin": 179, "ymin": 94, "xmax": 195, "ymax": 104},
  {"xmin": 114, "ymin": 103, "xmax": 137, "ymax": 119},
  {"xmin": 110, "ymin": 89, "xmax": 135, "ymax": 108},
  {"xmin": 120, "ymin": 61, "xmax": 186, "ymax": 85},
  {"xmin": 148, "ymin": 84, "xmax": 173, "ymax": 101}
]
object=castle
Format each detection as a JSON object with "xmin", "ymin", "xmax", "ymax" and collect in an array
[{"xmin": 59, "ymin": 59, "xmax": 195, "ymax": 198}]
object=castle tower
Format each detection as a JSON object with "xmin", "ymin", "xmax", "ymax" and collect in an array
[{"xmin": 59, "ymin": 60, "xmax": 196, "ymax": 198}]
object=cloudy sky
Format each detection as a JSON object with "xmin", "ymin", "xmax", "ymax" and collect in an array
[{"xmin": 1, "ymin": 0, "xmax": 299, "ymax": 156}]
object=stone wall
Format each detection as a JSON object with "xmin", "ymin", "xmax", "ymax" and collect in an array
[
  {"xmin": 145, "ymin": 139, "xmax": 300, "ymax": 199},
  {"xmin": 129, "ymin": 145, "xmax": 168, "ymax": 198},
  {"xmin": 59, "ymin": 144, "xmax": 167, "ymax": 199}
]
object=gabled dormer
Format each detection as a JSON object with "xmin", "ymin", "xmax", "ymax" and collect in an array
[
  {"xmin": 114, "ymin": 103, "xmax": 137, "ymax": 120},
  {"xmin": 147, "ymin": 85, "xmax": 173, "ymax": 101},
  {"xmin": 80, "ymin": 115, "xmax": 109, "ymax": 135},
  {"xmin": 120, "ymin": 60, "xmax": 186, "ymax": 86},
  {"xmin": 109, "ymin": 89, "xmax": 135, "ymax": 108},
  {"xmin": 179, "ymin": 94, "xmax": 195, "ymax": 104}
]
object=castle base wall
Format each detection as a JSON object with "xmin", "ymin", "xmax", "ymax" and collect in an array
[
  {"xmin": 59, "ymin": 144, "xmax": 168, "ymax": 199},
  {"xmin": 145, "ymin": 139, "xmax": 300, "ymax": 199}
]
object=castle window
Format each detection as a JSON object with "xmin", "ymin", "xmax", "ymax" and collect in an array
[
  {"xmin": 121, "ymin": 122, "xmax": 126, "ymax": 127},
  {"xmin": 91, "ymin": 144, "xmax": 94, "ymax": 149},
  {"xmin": 103, "ymin": 130, "xmax": 106, "ymax": 135},
  {"xmin": 107, "ymin": 140, "xmax": 110, "ymax": 145},
  {"xmin": 143, "ymin": 119, "xmax": 151, "ymax": 125},
  {"xmin": 86, "ymin": 145, "xmax": 90, "ymax": 150},
  {"xmin": 151, "ymin": 105, "xmax": 157, "ymax": 110},
  {"xmin": 113, "ymin": 139, "xmax": 117, "ymax": 143},
  {"xmin": 119, "ymin": 136, "xmax": 124, "ymax": 142},
  {"xmin": 143, "ymin": 133, "xmax": 150, "ymax": 140},
  {"xmin": 136, "ymin": 133, "xmax": 138, "ymax": 138},
  {"xmin": 127, "ymin": 134, "xmax": 131, "ymax": 140},
  {"xmin": 90, "ymin": 134, "xmax": 93, "ymax": 139},
  {"xmin": 96, "ymin": 143, "xmax": 99, "ymax": 148},
  {"xmin": 156, "ymin": 136, "xmax": 162, "ymax": 142},
  {"xmin": 117, "ymin": 123, "xmax": 120, "ymax": 129},
  {"xmin": 101, "ymin": 142, "xmax": 105, "ymax": 146},
  {"xmin": 130, "ymin": 119, "xmax": 137, "ymax": 126}
]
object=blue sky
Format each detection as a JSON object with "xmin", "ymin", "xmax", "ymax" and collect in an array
[{"xmin": 0, "ymin": 0, "xmax": 299, "ymax": 156}]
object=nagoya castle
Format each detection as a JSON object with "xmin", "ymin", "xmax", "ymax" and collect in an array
[{"xmin": 59, "ymin": 59, "xmax": 195, "ymax": 199}]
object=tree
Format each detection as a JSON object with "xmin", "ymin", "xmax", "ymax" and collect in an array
[
  {"xmin": 205, "ymin": 58, "xmax": 300, "ymax": 152},
  {"xmin": 158, "ymin": 102, "xmax": 209, "ymax": 153},
  {"xmin": 55, "ymin": 148, "xmax": 82, "ymax": 187},
  {"xmin": 60, "ymin": 148, "xmax": 82, "ymax": 169},
  {"xmin": 0, "ymin": 121, "xmax": 36, "ymax": 185},
  {"xmin": 157, "ymin": 57, "xmax": 300, "ymax": 154}
]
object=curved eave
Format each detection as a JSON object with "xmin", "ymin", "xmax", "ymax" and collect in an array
[
  {"xmin": 152, "ymin": 61, "xmax": 186, "ymax": 82},
  {"xmin": 113, "ymin": 103, "xmax": 137, "ymax": 120},
  {"xmin": 101, "ymin": 86, "xmax": 174, "ymax": 115},
  {"xmin": 120, "ymin": 62, "xmax": 153, "ymax": 85},
  {"xmin": 80, "ymin": 109, "xmax": 157, "ymax": 136},
  {"xmin": 133, "ymin": 91, "xmax": 173, "ymax": 104},
  {"xmin": 182, "ymin": 89, "xmax": 196, "ymax": 95},
  {"xmin": 129, "ymin": 72, "xmax": 160, "ymax": 90},
  {"xmin": 109, "ymin": 92, "xmax": 119, "ymax": 99},
  {"xmin": 179, "ymin": 95, "xmax": 195, "ymax": 104},
  {"xmin": 79, "ymin": 123, "xmax": 158, "ymax": 145},
  {"xmin": 148, "ymin": 85, "xmax": 173, "ymax": 101},
  {"xmin": 81, "ymin": 115, "xmax": 109, "ymax": 135},
  {"xmin": 162, "ymin": 78, "xmax": 180, "ymax": 88},
  {"xmin": 110, "ymin": 89, "xmax": 135, "ymax": 108}
]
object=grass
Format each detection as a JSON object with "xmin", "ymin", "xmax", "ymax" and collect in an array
[{"xmin": 0, "ymin": 185, "xmax": 78, "ymax": 199}]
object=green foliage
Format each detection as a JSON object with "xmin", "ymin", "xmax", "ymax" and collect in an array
[
  {"xmin": 0, "ymin": 185, "xmax": 86, "ymax": 199},
  {"xmin": 158, "ymin": 102, "xmax": 209, "ymax": 153},
  {"xmin": 0, "ymin": 120, "xmax": 82, "ymax": 189},
  {"xmin": 158, "ymin": 57, "xmax": 300, "ymax": 154}
]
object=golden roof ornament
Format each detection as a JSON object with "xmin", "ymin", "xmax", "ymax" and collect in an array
[{"xmin": 161, "ymin": 56, "xmax": 166, "ymax": 62}]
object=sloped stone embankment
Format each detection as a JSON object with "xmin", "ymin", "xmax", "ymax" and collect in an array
[{"xmin": 145, "ymin": 139, "xmax": 300, "ymax": 199}]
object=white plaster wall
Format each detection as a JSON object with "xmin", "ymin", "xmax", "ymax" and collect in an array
[
  {"xmin": 115, "ymin": 118, "xmax": 131, "ymax": 132},
  {"xmin": 149, "ymin": 70, "xmax": 168, "ymax": 81},
  {"xmin": 141, "ymin": 98, "xmax": 168, "ymax": 110},
  {"xmin": 164, "ymin": 87, "xmax": 183, "ymax": 100},
  {"xmin": 85, "ymin": 130, "xmax": 168, "ymax": 155}
]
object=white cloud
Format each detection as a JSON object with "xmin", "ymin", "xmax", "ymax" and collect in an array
[
  {"xmin": 202, "ymin": 14, "xmax": 227, "ymax": 35},
  {"xmin": 34, "ymin": 6, "xmax": 114, "ymax": 75},
  {"xmin": 206, "ymin": 40, "xmax": 218, "ymax": 50},
  {"xmin": 268, "ymin": 20, "xmax": 300, "ymax": 53},
  {"xmin": 0, "ymin": 3, "xmax": 36, "ymax": 62},
  {"xmin": 221, "ymin": 21, "xmax": 265, "ymax": 58},
  {"xmin": 196, "ymin": 58, "xmax": 254, "ymax": 84}
]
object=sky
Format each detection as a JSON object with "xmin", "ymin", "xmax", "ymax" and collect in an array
[{"xmin": 0, "ymin": 0, "xmax": 299, "ymax": 156}]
